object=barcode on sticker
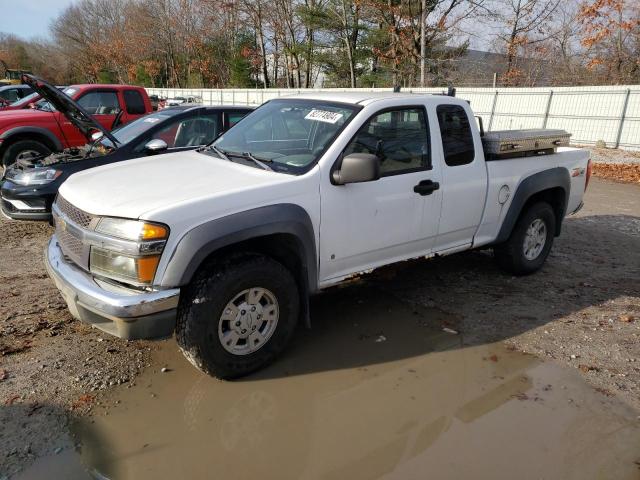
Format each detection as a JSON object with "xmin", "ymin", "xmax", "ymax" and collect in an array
[{"xmin": 305, "ymin": 110, "xmax": 343, "ymax": 124}]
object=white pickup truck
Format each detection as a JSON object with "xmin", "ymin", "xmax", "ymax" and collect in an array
[{"xmin": 45, "ymin": 92, "xmax": 591, "ymax": 378}]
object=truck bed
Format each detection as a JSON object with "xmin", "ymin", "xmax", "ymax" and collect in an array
[{"xmin": 473, "ymin": 146, "xmax": 590, "ymax": 248}]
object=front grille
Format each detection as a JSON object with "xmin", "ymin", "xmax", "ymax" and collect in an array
[
  {"xmin": 57, "ymin": 226, "xmax": 84, "ymax": 264},
  {"xmin": 55, "ymin": 195, "xmax": 95, "ymax": 228},
  {"xmin": 54, "ymin": 195, "xmax": 94, "ymax": 269}
]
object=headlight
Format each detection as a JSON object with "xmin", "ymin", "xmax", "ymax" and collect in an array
[
  {"xmin": 8, "ymin": 168, "xmax": 61, "ymax": 186},
  {"xmin": 95, "ymin": 217, "xmax": 168, "ymax": 241},
  {"xmin": 90, "ymin": 217, "xmax": 169, "ymax": 286},
  {"xmin": 90, "ymin": 248, "xmax": 161, "ymax": 285}
]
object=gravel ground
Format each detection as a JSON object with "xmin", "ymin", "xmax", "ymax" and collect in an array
[
  {"xmin": 584, "ymin": 146, "xmax": 640, "ymax": 165},
  {"xmin": 0, "ymin": 220, "xmax": 154, "ymax": 477},
  {"xmin": 1, "ymin": 177, "xmax": 639, "ymax": 477}
]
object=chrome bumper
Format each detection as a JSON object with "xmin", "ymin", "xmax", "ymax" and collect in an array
[{"xmin": 45, "ymin": 235, "xmax": 179, "ymax": 339}]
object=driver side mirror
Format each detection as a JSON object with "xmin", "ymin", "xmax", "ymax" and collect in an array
[
  {"xmin": 332, "ymin": 153, "xmax": 380, "ymax": 185},
  {"xmin": 91, "ymin": 131, "xmax": 103, "ymax": 142},
  {"xmin": 145, "ymin": 139, "xmax": 168, "ymax": 153}
]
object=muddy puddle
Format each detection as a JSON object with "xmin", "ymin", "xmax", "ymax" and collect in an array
[{"xmin": 17, "ymin": 287, "xmax": 640, "ymax": 480}]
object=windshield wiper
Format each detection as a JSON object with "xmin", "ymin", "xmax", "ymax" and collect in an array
[
  {"xmin": 210, "ymin": 145, "xmax": 230, "ymax": 161},
  {"xmin": 210, "ymin": 147, "xmax": 273, "ymax": 171},
  {"xmin": 240, "ymin": 152, "xmax": 273, "ymax": 171}
]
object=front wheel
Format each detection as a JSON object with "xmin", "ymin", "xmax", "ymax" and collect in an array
[
  {"xmin": 176, "ymin": 254, "xmax": 300, "ymax": 379},
  {"xmin": 494, "ymin": 202, "xmax": 556, "ymax": 276},
  {"xmin": 2, "ymin": 140, "xmax": 51, "ymax": 168}
]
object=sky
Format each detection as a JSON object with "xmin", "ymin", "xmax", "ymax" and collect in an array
[{"xmin": 0, "ymin": 0, "xmax": 75, "ymax": 40}]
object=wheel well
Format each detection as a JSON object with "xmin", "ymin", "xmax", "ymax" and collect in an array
[
  {"xmin": 0, "ymin": 132, "xmax": 56, "ymax": 159},
  {"xmin": 521, "ymin": 187, "xmax": 566, "ymax": 236},
  {"xmin": 193, "ymin": 233, "xmax": 311, "ymax": 326}
]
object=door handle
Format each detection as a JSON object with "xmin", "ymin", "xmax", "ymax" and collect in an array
[{"xmin": 413, "ymin": 180, "xmax": 440, "ymax": 196}]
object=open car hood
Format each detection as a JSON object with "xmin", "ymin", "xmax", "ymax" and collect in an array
[{"xmin": 21, "ymin": 74, "xmax": 119, "ymax": 146}]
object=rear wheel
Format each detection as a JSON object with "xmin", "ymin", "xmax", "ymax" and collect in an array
[
  {"xmin": 494, "ymin": 202, "xmax": 556, "ymax": 276},
  {"xmin": 2, "ymin": 140, "xmax": 51, "ymax": 168},
  {"xmin": 176, "ymin": 254, "xmax": 300, "ymax": 379}
]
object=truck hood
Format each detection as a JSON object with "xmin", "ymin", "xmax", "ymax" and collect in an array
[
  {"xmin": 0, "ymin": 108, "xmax": 54, "ymax": 124},
  {"xmin": 58, "ymin": 150, "xmax": 293, "ymax": 219}
]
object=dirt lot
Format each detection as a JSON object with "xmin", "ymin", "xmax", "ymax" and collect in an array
[{"xmin": 1, "ymin": 177, "xmax": 639, "ymax": 478}]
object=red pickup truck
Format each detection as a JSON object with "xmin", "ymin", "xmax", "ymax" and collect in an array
[{"xmin": 0, "ymin": 80, "xmax": 152, "ymax": 167}]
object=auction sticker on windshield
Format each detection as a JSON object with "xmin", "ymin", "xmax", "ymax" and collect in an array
[{"xmin": 305, "ymin": 110, "xmax": 343, "ymax": 124}]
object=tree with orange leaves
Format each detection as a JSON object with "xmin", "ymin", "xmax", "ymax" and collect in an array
[{"xmin": 578, "ymin": 0, "xmax": 640, "ymax": 84}]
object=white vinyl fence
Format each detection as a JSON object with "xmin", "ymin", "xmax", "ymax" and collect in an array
[{"xmin": 147, "ymin": 85, "xmax": 640, "ymax": 151}]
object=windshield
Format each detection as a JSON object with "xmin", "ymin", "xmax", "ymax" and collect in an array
[
  {"xmin": 210, "ymin": 99, "xmax": 359, "ymax": 175},
  {"xmin": 10, "ymin": 92, "xmax": 38, "ymax": 106}
]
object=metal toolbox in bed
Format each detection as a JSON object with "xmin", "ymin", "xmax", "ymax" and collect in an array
[{"xmin": 482, "ymin": 129, "xmax": 571, "ymax": 159}]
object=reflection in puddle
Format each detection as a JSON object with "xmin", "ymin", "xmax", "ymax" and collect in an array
[{"xmin": 22, "ymin": 287, "xmax": 640, "ymax": 479}]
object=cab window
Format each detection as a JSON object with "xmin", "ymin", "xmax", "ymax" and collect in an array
[
  {"xmin": 344, "ymin": 107, "xmax": 430, "ymax": 175},
  {"xmin": 436, "ymin": 105, "xmax": 475, "ymax": 166},
  {"xmin": 227, "ymin": 111, "xmax": 249, "ymax": 128},
  {"xmin": 145, "ymin": 114, "xmax": 221, "ymax": 149},
  {"xmin": 123, "ymin": 90, "xmax": 146, "ymax": 115},
  {"xmin": 78, "ymin": 91, "xmax": 120, "ymax": 115}
]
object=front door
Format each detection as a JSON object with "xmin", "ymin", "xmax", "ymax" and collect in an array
[
  {"xmin": 319, "ymin": 106, "xmax": 442, "ymax": 284},
  {"xmin": 62, "ymin": 90, "xmax": 121, "ymax": 147}
]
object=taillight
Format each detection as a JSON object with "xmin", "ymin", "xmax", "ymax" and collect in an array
[{"xmin": 585, "ymin": 158, "xmax": 592, "ymax": 191}]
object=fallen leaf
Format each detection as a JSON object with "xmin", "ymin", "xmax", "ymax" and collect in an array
[
  {"xmin": 0, "ymin": 369, "xmax": 7, "ymax": 381},
  {"xmin": 619, "ymin": 314, "xmax": 635, "ymax": 323},
  {"xmin": 71, "ymin": 394, "xmax": 95, "ymax": 410},
  {"xmin": 592, "ymin": 163, "xmax": 640, "ymax": 184},
  {"xmin": 4, "ymin": 394, "xmax": 20, "ymax": 405},
  {"xmin": 0, "ymin": 340, "xmax": 32, "ymax": 356},
  {"xmin": 488, "ymin": 354, "xmax": 499, "ymax": 362},
  {"xmin": 595, "ymin": 387, "xmax": 614, "ymax": 397},
  {"xmin": 27, "ymin": 402, "xmax": 42, "ymax": 416},
  {"xmin": 579, "ymin": 364, "xmax": 600, "ymax": 373}
]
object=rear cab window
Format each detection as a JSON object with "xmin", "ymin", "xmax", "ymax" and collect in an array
[
  {"xmin": 123, "ymin": 89, "xmax": 146, "ymax": 115},
  {"xmin": 226, "ymin": 110, "xmax": 250, "ymax": 129},
  {"xmin": 436, "ymin": 104, "xmax": 475, "ymax": 166}
]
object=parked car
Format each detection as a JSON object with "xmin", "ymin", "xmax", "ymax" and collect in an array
[
  {"xmin": 0, "ymin": 74, "xmax": 152, "ymax": 168},
  {"xmin": 44, "ymin": 92, "xmax": 591, "ymax": 379},
  {"xmin": 166, "ymin": 95, "xmax": 201, "ymax": 107},
  {"xmin": 0, "ymin": 84, "xmax": 34, "ymax": 107},
  {"xmin": 148, "ymin": 95, "xmax": 167, "ymax": 111},
  {"xmin": 0, "ymin": 86, "xmax": 67, "ymax": 112},
  {"xmin": 1, "ymin": 91, "xmax": 252, "ymax": 220}
]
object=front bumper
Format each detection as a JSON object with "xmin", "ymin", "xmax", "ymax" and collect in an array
[
  {"xmin": 45, "ymin": 235, "xmax": 179, "ymax": 339},
  {"xmin": 1, "ymin": 179, "xmax": 53, "ymax": 221}
]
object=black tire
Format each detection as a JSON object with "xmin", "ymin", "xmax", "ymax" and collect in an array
[
  {"xmin": 494, "ymin": 202, "xmax": 556, "ymax": 276},
  {"xmin": 2, "ymin": 139, "xmax": 51, "ymax": 168},
  {"xmin": 176, "ymin": 254, "xmax": 300, "ymax": 379}
]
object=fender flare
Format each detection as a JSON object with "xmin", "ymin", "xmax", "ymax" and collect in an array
[
  {"xmin": 0, "ymin": 126, "xmax": 63, "ymax": 152},
  {"xmin": 160, "ymin": 203, "xmax": 318, "ymax": 293},
  {"xmin": 495, "ymin": 167, "xmax": 570, "ymax": 244}
]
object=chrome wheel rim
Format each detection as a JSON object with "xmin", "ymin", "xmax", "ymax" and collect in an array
[
  {"xmin": 218, "ymin": 287, "xmax": 279, "ymax": 355},
  {"xmin": 16, "ymin": 149, "xmax": 41, "ymax": 161},
  {"xmin": 523, "ymin": 218, "xmax": 547, "ymax": 260}
]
